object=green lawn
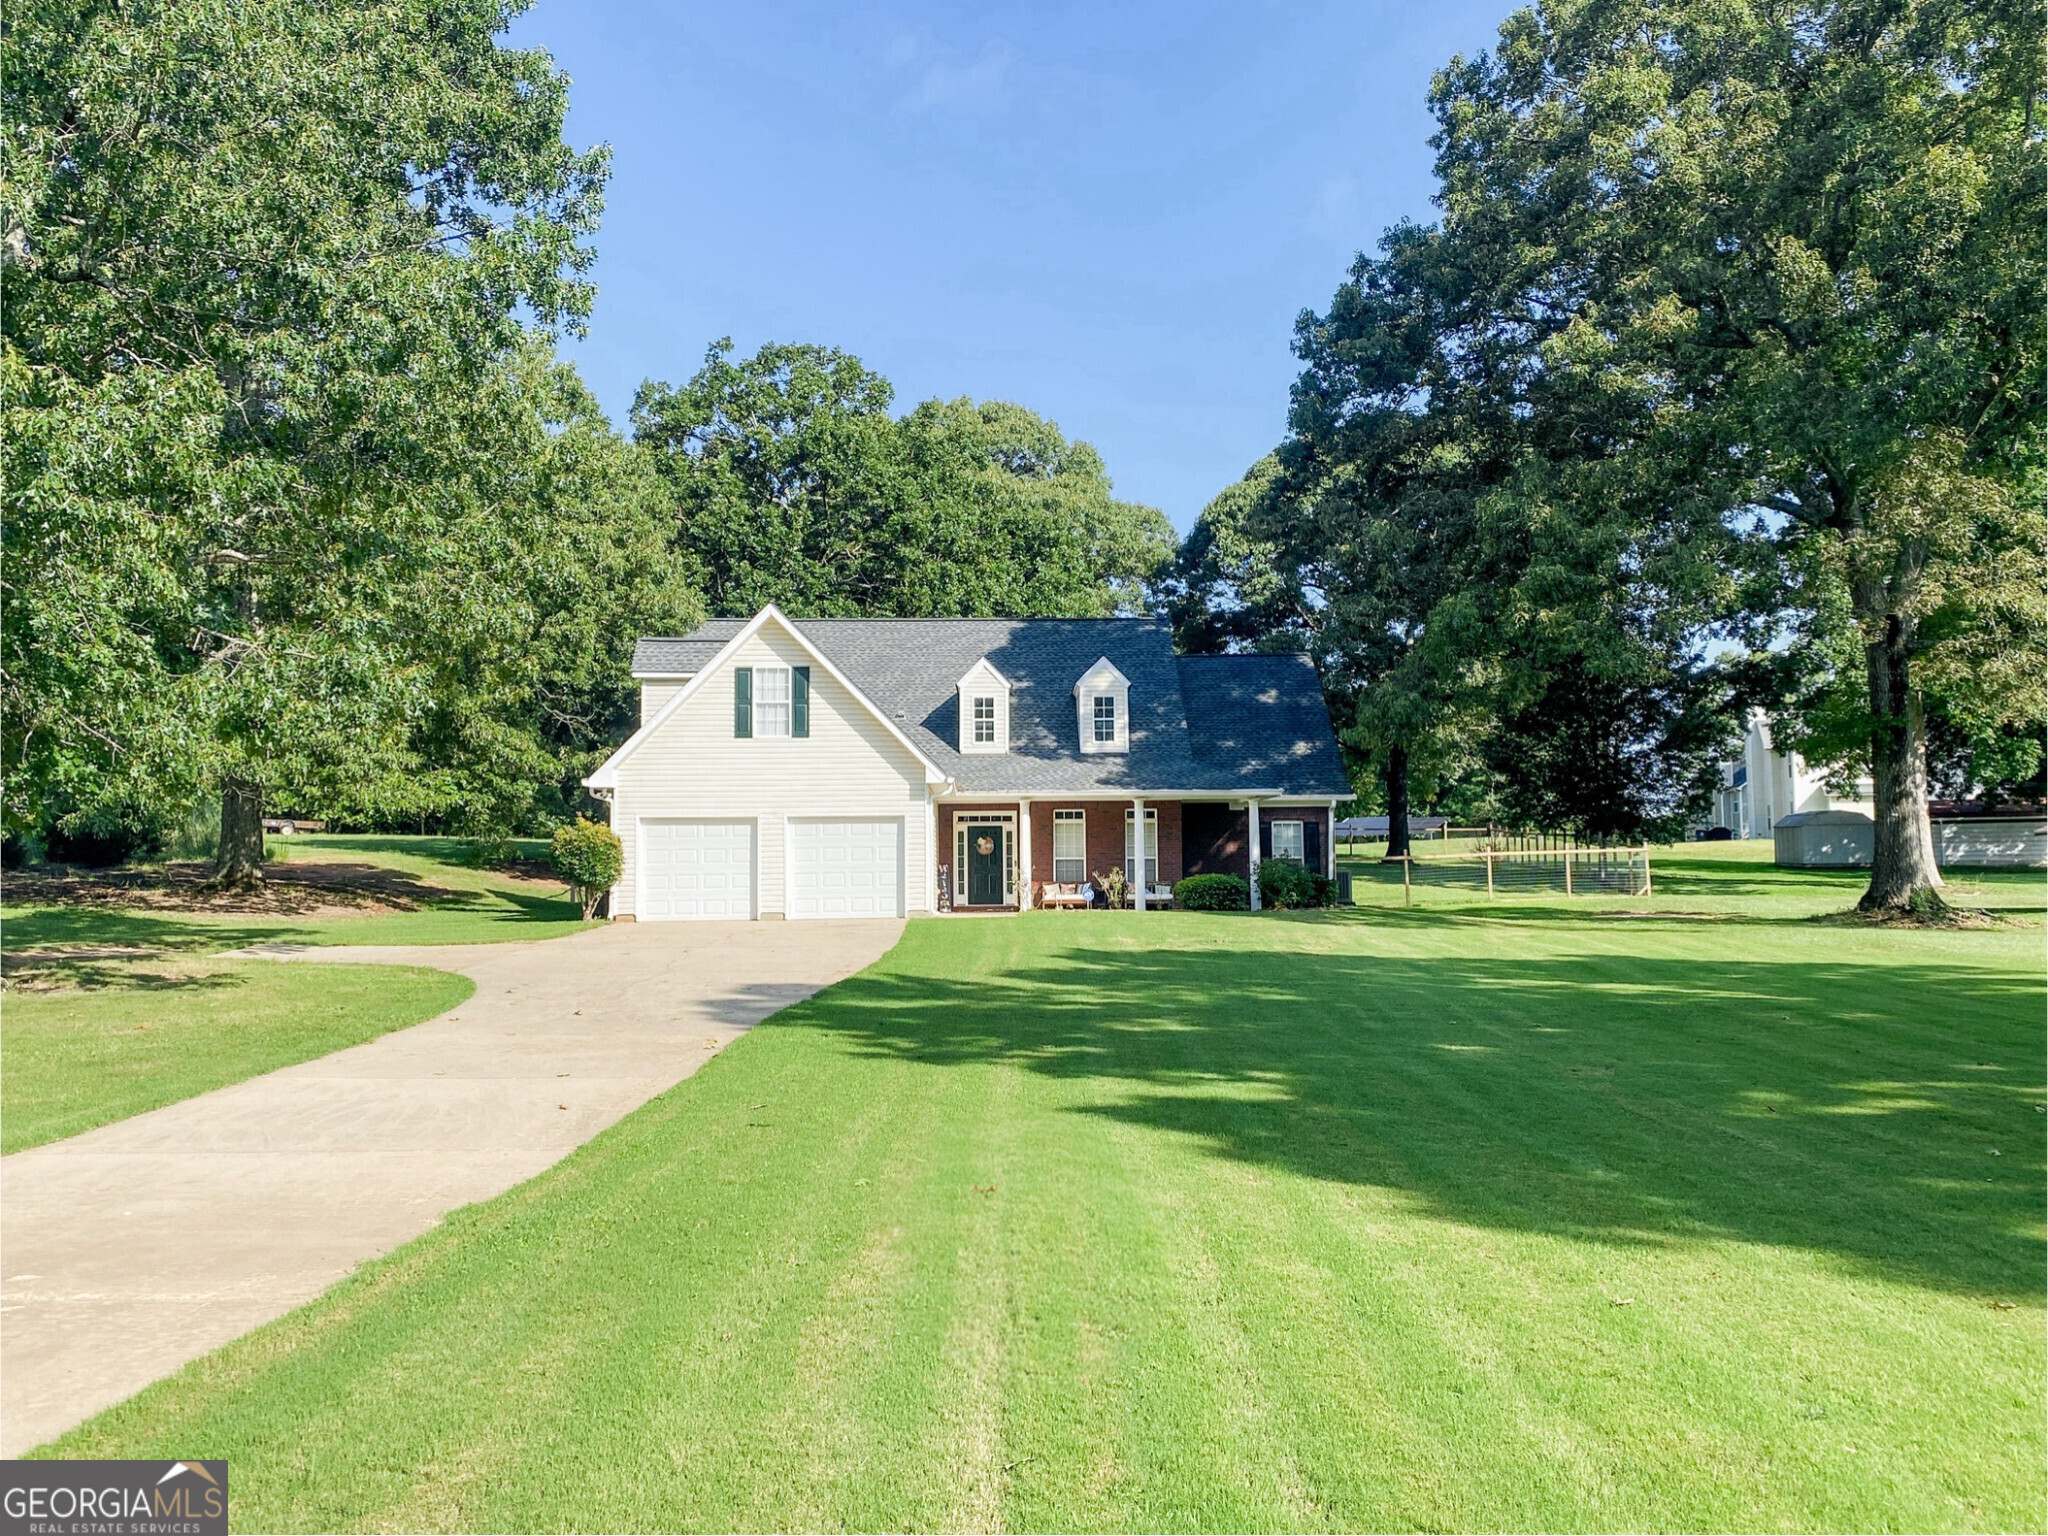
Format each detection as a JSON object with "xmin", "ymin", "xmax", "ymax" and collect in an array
[
  {"xmin": 1, "ymin": 834, "xmax": 598, "ymax": 954},
  {"xmin": 1, "ymin": 836, "xmax": 573, "ymax": 1151},
  {"xmin": 35, "ymin": 849, "xmax": 2045, "ymax": 1531},
  {"xmin": 1, "ymin": 959, "xmax": 473, "ymax": 1153}
]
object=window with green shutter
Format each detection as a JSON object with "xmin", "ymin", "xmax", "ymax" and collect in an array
[
  {"xmin": 793, "ymin": 666, "xmax": 810, "ymax": 738},
  {"xmin": 733, "ymin": 667, "xmax": 752, "ymax": 737}
]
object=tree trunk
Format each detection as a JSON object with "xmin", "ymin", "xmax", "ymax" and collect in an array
[
  {"xmin": 1857, "ymin": 612, "xmax": 1944, "ymax": 912},
  {"xmin": 214, "ymin": 777, "xmax": 266, "ymax": 889},
  {"xmin": 1383, "ymin": 743, "xmax": 1412, "ymax": 861}
]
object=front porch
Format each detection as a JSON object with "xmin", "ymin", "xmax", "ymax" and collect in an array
[{"xmin": 936, "ymin": 798, "xmax": 1334, "ymax": 913}]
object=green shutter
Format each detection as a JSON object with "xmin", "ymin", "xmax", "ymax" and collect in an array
[
  {"xmin": 733, "ymin": 667, "xmax": 752, "ymax": 737},
  {"xmin": 792, "ymin": 666, "xmax": 811, "ymax": 738}
]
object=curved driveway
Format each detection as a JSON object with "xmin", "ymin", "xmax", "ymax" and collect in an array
[{"xmin": 0, "ymin": 918, "xmax": 903, "ymax": 1456}]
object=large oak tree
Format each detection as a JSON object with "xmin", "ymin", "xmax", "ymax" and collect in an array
[{"xmin": 2, "ymin": 0, "xmax": 618, "ymax": 882}]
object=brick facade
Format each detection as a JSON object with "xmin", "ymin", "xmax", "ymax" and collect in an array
[{"xmin": 1182, "ymin": 802, "xmax": 1333, "ymax": 878}]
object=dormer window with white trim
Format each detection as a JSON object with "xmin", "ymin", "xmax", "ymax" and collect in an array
[
  {"xmin": 1092, "ymin": 694, "xmax": 1117, "ymax": 743},
  {"xmin": 1074, "ymin": 656, "xmax": 1130, "ymax": 755},
  {"xmin": 956, "ymin": 657, "xmax": 1012, "ymax": 755}
]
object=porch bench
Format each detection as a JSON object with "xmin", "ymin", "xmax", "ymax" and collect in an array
[{"xmin": 1040, "ymin": 882, "xmax": 1093, "ymax": 910}]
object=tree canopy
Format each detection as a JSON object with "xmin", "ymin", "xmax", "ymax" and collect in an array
[
  {"xmin": 1420, "ymin": 0, "xmax": 2044, "ymax": 905},
  {"xmin": 1176, "ymin": 0, "xmax": 2042, "ymax": 888},
  {"xmin": 1, "ymin": 0, "xmax": 692, "ymax": 874},
  {"xmin": 634, "ymin": 341, "xmax": 1174, "ymax": 620}
]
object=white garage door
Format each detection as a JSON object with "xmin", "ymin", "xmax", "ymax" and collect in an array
[
  {"xmin": 788, "ymin": 818, "xmax": 902, "ymax": 918},
  {"xmin": 640, "ymin": 820, "xmax": 755, "ymax": 920}
]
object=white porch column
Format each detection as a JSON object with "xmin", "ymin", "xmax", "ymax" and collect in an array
[
  {"xmin": 1019, "ymin": 800, "xmax": 1033, "ymax": 910},
  {"xmin": 1132, "ymin": 798, "xmax": 1147, "ymax": 910},
  {"xmin": 1246, "ymin": 799, "xmax": 1263, "ymax": 911}
]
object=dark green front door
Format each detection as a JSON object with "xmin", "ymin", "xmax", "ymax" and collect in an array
[{"xmin": 966, "ymin": 828, "xmax": 1005, "ymax": 906}]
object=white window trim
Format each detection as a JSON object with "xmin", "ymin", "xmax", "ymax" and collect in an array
[
  {"xmin": 1052, "ymin": 808, "xmax": 1087, "ymax": 884},
  {"xmin": 1271, "ymin": 818, "xmax": 1306, "ymax": 863},
  {"xmin": 971, "ymin": 695, "xmax": 998, "ymax": 745},
  {"xmin": 1074, "ymin": 656, "xmax": 1130, "ymax": 755},
  {"xmin": 753, "ymin": 665, "xmax": 792, "ymax": 738},
  {"xmin": 957, "ymin": 658, "xmax": 1013, "ymax": 755},
  {"xmin": 953, "ymin": 813, "xmax": 1017, "ymax": 906}
]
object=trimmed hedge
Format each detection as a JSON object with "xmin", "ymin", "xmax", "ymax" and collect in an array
[
  {"xmin": 1174, "ymin": 873, "xmax": 1250, "ymax": 911},
  {"xmin": 1257, "ymin": 856, "xmax": 1334, "ymax": 910}
]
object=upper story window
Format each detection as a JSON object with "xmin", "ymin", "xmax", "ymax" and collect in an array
[
  {"xmin": 956, "ymin": 658, "xmax": 1011, "ymax": 754},
  {"xmin": 753, "ymin": 666, "xmax": 791, "ymax": 736},
  {"xmin": 733, "ymin": 664, "xmax": 808, "ymax": 738},
  {"xmin": 1074, "ymin": 656, "xmax": 1130, "ymax": 754}
]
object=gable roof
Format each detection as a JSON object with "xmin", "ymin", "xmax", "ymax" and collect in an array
[
  {"xmin": 591, "ymin": 607, "xmax": 947, "ymax": 790},
  {"xmin": 622, "ymin": 614, "xmax": 1350, "ymax": 798}
]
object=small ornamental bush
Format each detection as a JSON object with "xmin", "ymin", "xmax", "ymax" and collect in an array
[
  {"xmin": 551, "ymin": 817, "xmax": 623, "ymax": 919},
  {"xmin": 1174, "ymin": 873, "xmax": 1250, "ymax": 911},
  {"xmin": 1257, "ymin": 857, "xmax": 1331, "ymax": 910}
]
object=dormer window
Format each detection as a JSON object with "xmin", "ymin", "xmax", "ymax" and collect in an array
[
  {"xmin": 1074, "ymin": 656, "xmax": 1130, "ymax": 754},
  {"xmin": 1092, "ymin": 695, "xmax": 1117, "ymax": 743},
  {"xmin": 956, "ymin": 658, "xmax": 1012, "ymax": 754}
]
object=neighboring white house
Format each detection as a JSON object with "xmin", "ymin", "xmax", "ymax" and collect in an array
[
  {"xmin": 1710, "ymin": 709, "xmax": 1872, "ymax": 838},
  {"xmin": 582, "ymin": 606, "xmax": 1352, "ymax": 920}
]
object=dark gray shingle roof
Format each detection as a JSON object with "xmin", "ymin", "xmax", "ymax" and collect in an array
[
  {"xmin": 634, "ymin": 618, "xmax": 1350, "ymax": 797},
  {"xmin": 1178, "ymin": 653, "xmax": 1352, "ymax": 795}
]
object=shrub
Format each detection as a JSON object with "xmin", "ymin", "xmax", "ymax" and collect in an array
[
  {"xmin": 462, "ymin": 831, "xmax": 517, "ymax": 869},
  {"xmin": 551, "ymin": 817, "xmax": 623, "ymax": 919},
  {"xmin": 1257, "ymin": 856, "xmax": 1331, "ymax": 910},
  {"xmin": 1174, "ymin": 872, "xmax": 1250, "ymax": 911},
  {"xmin": 44, "ymin": 803, "xmax": 165, "ymax": 867}
]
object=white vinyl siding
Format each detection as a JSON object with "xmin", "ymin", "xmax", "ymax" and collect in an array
[
  {"xmin": 640, "ymin": 682, "xmax": 683, "ymax": 724},
  {"xmin": 1271, "ymin": 819, "xmax": 1305, "ymax": 862},
  {"xmin": 608, "ymin": 619, "xmax": 933, "ymax": 918},
  {"xmin": 1052, "ymin": 809, "xmax": 1086, "ymax": 883}
]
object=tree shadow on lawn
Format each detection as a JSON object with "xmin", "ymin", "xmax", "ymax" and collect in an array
[
  {"xmin": 796, "ymin": 942, "xmax": 2045, "ymax": 1301},
  {"xmin": 0, "ymin": 906, "xmax": 326, "ymax": 953}
]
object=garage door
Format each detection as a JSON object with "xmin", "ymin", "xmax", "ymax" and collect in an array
[
  {"xmin": 788, "ymin": 818, "xmax": 902, "ymax": 918},
  {"xmin": 640, "ymin": 820, "xmax": 755, "ymax": 920}
]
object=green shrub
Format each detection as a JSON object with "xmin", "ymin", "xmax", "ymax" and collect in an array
[
  {"xmin": 461, "ymin": 831, "xmax": 517, "ymax": 869},
  {"xmin": 1257, "ymin": 857, "xmax": 1331, "ymax": 910},
  {"xmin": 550, "ymin": 817, "xmax": 623, "ymax": 919},
  {"xmin": 1174, "ymin": 873, "xmax": 1250, "ymax": 911}
]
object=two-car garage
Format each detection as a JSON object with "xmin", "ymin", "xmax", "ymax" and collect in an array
[{"xmin": 637, "ymin": 818, "xmax": 903, "ymax": 921}]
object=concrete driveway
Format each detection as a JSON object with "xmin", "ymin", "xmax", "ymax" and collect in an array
[{"xmin": 0, "ymin": 918, "xmax": 902, "ymax": 1456}]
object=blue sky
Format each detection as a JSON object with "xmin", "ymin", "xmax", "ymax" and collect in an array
[{"xmin": 509, "ymin": 0, "xmax": 1517, "ymax": 531}]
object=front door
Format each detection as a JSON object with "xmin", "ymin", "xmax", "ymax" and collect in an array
[{"xmin": 966, "ymin": 826, "xmax": 1005, "ymax": 906}]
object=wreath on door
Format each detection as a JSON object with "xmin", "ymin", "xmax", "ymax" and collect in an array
[{"xmin": 974, "ymin": 835, "xmax": 995, "ymax": 857}]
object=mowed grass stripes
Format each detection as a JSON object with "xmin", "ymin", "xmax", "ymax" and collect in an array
[{"xmin": 39, "ymin": 871, "xmax": 2046, "ymax": 1531}]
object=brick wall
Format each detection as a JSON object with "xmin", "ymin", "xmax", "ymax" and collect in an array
[{"xmin": 1026, "ymin": 801, "xmax": 1184, "ymax": 899}]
